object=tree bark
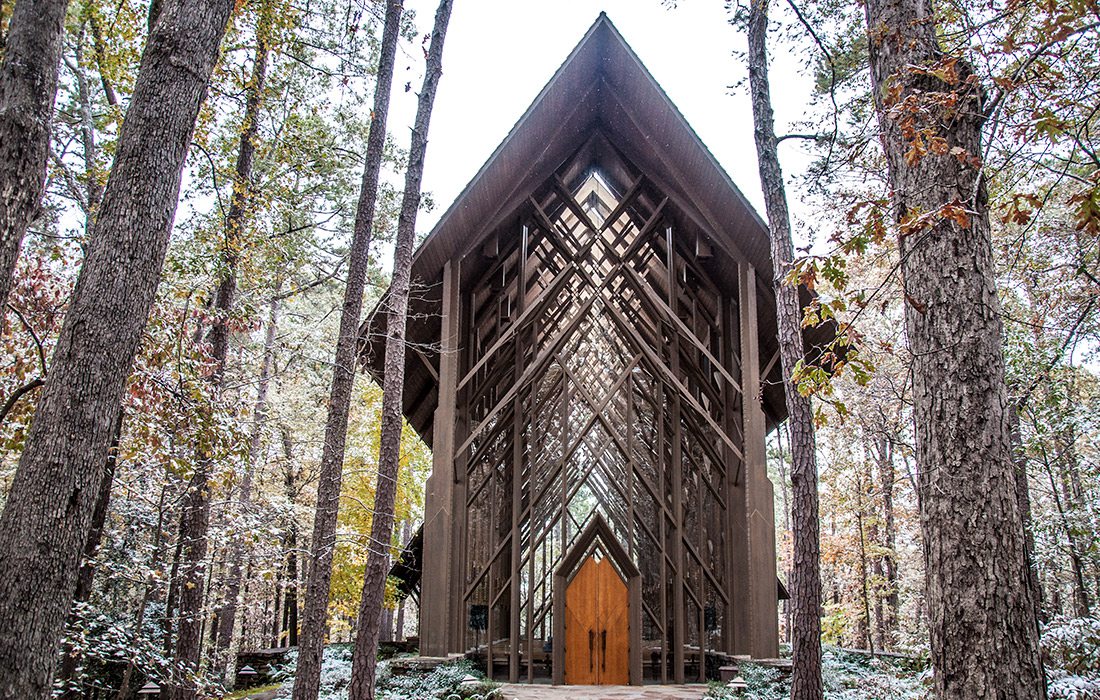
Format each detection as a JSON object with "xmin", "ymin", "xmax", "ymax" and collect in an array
[
  {"xmin": 745, "ymin": 1, "xmax": 823, "ymax": 698},
  {"xmin": 0, "ymin": 0, "xmax": 233, "ymax": 693},
  {"xmin": 874, "ymin": 435, "xmax": 899, "ymax": 648},
  {"xmin": 346, "ymin": 2, "xmax": 452, "ymax": 698},
  {"xmin": 57, "ymin": 411, "xmax": 123, "ymax": 699},
  {"xmin": 290, "ymin": 2, "xmax": 404, "ymax": 698},
  {"xmin": 213, "ymin": 18, "xmax": 277, "ymax": 676},
  {"xmin": 862, "ymin": 0, "xmax": 1047, "ymax": 696},
  {"xmin": 0, "ymin": 0, "xmax": 70, "ymax": 315},
  {"xmin": 1008, "ymin": 405, "xmax": 1044, "ymax": 620}
]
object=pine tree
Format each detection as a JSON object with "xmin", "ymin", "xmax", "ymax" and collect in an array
[
  {"xmin": 347, "ymin": 1, "xmax": 453, "ymax": 698},
  {"xmin": 745, "ymin": 1, "xmax": 823, "ymax": 697},
  {"xmin": 863, "ymin": 0, "xmax": 1047, "ymax": 696},
  {"xmin": 290, "ymin": 1, "xmax": 404, "ymax": 698}
]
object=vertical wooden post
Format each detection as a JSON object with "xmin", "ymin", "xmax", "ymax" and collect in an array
[
  {"xmin": 728, "ymin": 292, "xmax": 750, "ymax": 656},
  {"xmin": 666, "ymin": 226, "xmax": 686, "ymax": 683},
  {"xmin": 719, "ymin": 295, "xmax": 738, "ymax": 655},
  {"xmin": 508, "ymin": 224, "xmax": 528, "ymax": 682},
  {"xmin": 450, "ymin": 339, "xmax": 470, "ymax": 653},
  {"xmin": 738, "ymin": 263, "xmax": 779, "ymax": 658},
  {"xmin": 419, "ymin": 258, "xmax": 461, "ymax": 657}
]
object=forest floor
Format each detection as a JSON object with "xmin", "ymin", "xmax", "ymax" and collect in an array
[{"xmin": 223, "ymin": 685, "xmax": 281, "ymax": 699}]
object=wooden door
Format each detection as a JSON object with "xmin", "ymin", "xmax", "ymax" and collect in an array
[{"xmin": 564, "ymin": 555, "xmax": 629, "ymax": 684}]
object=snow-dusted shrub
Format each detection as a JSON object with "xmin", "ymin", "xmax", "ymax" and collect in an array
[
  {"xmin": 272, "ymin": 652, "xmax": 498, "ymax": 700},
  {"xmin": 1043, "ymin": 617, "xmax": 1100, "ymax": 700},
  {"xmin": 271, "ymin": 644, "xmax": 354, "ymax": 700},
  {"xmin": 820, "ymin": 650, "xmax": 930, "ymax": 700},
  {"xmin": 1044, "ymin": 616, "xmax": 1100, "ymax": 676},
  {"xmin": 1047, "ymin": 669, "xmax": 1100, "ymax": 700},
  {"xmin": 707, "ymin": 649, "xmax": 929, "ymax": 700},
  {"xmin": 376, "ymin": 659, "xmax": 500, "ymax": 700}
]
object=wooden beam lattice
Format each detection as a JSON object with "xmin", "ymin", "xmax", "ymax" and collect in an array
[{"xmin": 446, "ymin": 161, "xmax": 759, "ymax": 682}]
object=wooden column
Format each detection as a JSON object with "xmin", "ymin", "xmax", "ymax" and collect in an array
[
  {"xmin": 419, "ymin": 258, "xmax": 461, "ymax": 657},
  {"xmin": 738, "ymin": 262, "xmax": 779, "ymax": 658},
  {"xmin": 508, "ymin": 224, "xmax": 528, "ymax": 682},
  {"xmin": 719, "ymin": 294, "xmax": 739, "ymax": 655},
  {"xmin": 666, "ymin": 226, "xmax": 686, "ymax": 683}
]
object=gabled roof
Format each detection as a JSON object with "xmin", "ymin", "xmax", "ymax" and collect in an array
[
  {"xmin": 361, "ymin": 13, "xmax": 826, "ymax": 445},
  {"xmin": 411, "ymin": 12, "xmax": 771, "ymax": 273}
]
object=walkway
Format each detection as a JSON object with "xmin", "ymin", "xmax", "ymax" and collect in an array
[{"xmin": 499, "ymin": 684, "xmax": 709, "ymax": 700}]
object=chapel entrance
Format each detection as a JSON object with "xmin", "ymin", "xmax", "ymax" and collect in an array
[{"xmin": 564, "ymin": 555, "xmax": 630, "ymax": 684}]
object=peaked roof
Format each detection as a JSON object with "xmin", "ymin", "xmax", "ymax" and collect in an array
[
  {"xmin": 413, "ymin": 12, "xmax": 770, "ymax": 274},
  {"xmin": 361, "ymin": 13, "xmax": 824, "ymax": 445}
]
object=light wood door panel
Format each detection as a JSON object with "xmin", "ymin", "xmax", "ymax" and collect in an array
[
  {"xmin": 597, "ymin": 558, "xmax": 630, "ymax": 684},
  {"xmin": 565, "ymin": 556, "xmax": 600, "ymax": 684},
  {"xmin": 564, "ymin": 555, "xmax": 629, "ymax": 685}
]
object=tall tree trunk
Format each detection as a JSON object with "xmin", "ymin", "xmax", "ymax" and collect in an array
[
  {"xmin": 862, "ymin": 0, "xmax": 1046, "ymax": 697},
  {"xmin": 282, "ymin": 541, "xmax": 299, "ymax": 646},
  {"xmin": 0, "ymin": 0, "xmax": 233, "ymax": 694},
  {"xmin": 215, "ymin": 294, "xmax": 280, "ymax": 687},
  {"xmin": 83, "ymin": 7, "xmax": 119, "ymax": 108},
  {"xmin": 211, "ymin": 19, "xmax": 277, "ymax": 669},
  {"xmin": 281, "ymin": 428, "xmax": 299, "ymax": 648},
  {"xmin": 1008, "ymin": 405, "xmax": 1044, "ymax": 620},
  {"xmin": 874, "ymin": 435, "xmax": 899, "ymax": 647},
  {"xmin": 169, "ymin": 462, "xmax": 214, "ymax": 700},
  {"xmin": 776, "ymin": 424, "xmax": 793, "ymax": 644},
  {"xmin": 69, "ymin": 32, "xmax": 105, "ymax": 232},
  {"xmin": 745, "ymin": 1, "xmax": 822, "ymax": 698},
  {"xmin": 170, "ymin": 8, "xmax": 272, "ymax": 697},
  {"xmin": 290, "ymin": 2, "xmax": 404, "ymax": 697},
  {"xmin": 58, "ymin": 411, "xmax": 123, "ymax": 699},
  {"xmin": 0, "ymin": 0, "xmax": 69, "ymax": 315},
  {"xmin": 347, "ymin": 2, "xmax": 452, "ymax": 698},
  {"xmin": 860, "ymin": 444, "xmax": 880, "ymax": 654},
  {"xmin": 118, "ymin": 481, "xmax": 174, "ymax": 700},
  {"xmin": 1055, "ymin": 426, "xmax": 1091, "ymax": 617},
  {"xmin": 164, "ymin": 524, "xmax": 185, "ymax": 658},
  {"xmin": 1049, "ymin": 447, "xmax": 1091, "ymax": 618}
]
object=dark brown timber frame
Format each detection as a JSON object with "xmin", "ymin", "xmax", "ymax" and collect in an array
[{"xmin": 361, "ymin": 13, "xmax": 828, "ymax": 685}]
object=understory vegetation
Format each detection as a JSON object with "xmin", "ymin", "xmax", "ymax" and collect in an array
[
  {"xmin": 268, "ymin": 648, "xmax": 499, "ymax": 700},
  {"xmin": 707, "ymin": 624, "xmax": 1100, "ymax": 700}
]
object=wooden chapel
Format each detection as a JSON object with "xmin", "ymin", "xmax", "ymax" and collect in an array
[{"xmin": 363, "ymin": 13, "xmax": 821, "ymax": 686}]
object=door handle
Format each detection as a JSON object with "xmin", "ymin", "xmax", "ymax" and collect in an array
[
  {"xmin": 589, "ymin": 629, "xmax": 594, "ymax": 672},
  {"xmin": 601, "ymin": 629, "xmax": 607, "ymax": 671}
]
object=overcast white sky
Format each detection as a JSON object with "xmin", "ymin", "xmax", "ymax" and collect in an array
[{"xmin": 384, "ymin": 0, "xmax": 817, "ymax": 236}]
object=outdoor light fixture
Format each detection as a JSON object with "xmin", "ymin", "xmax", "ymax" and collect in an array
[
  {"xmin": 136, "ymin": 681, "xmax": 160, "ymax": 697},
  {"xmin": 727, "ymin": 676, "xmax": 749, "ymax": 694},
  {"xmin": 459, "ymin": 674, "xmax": 480, "ymax": 687}
]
